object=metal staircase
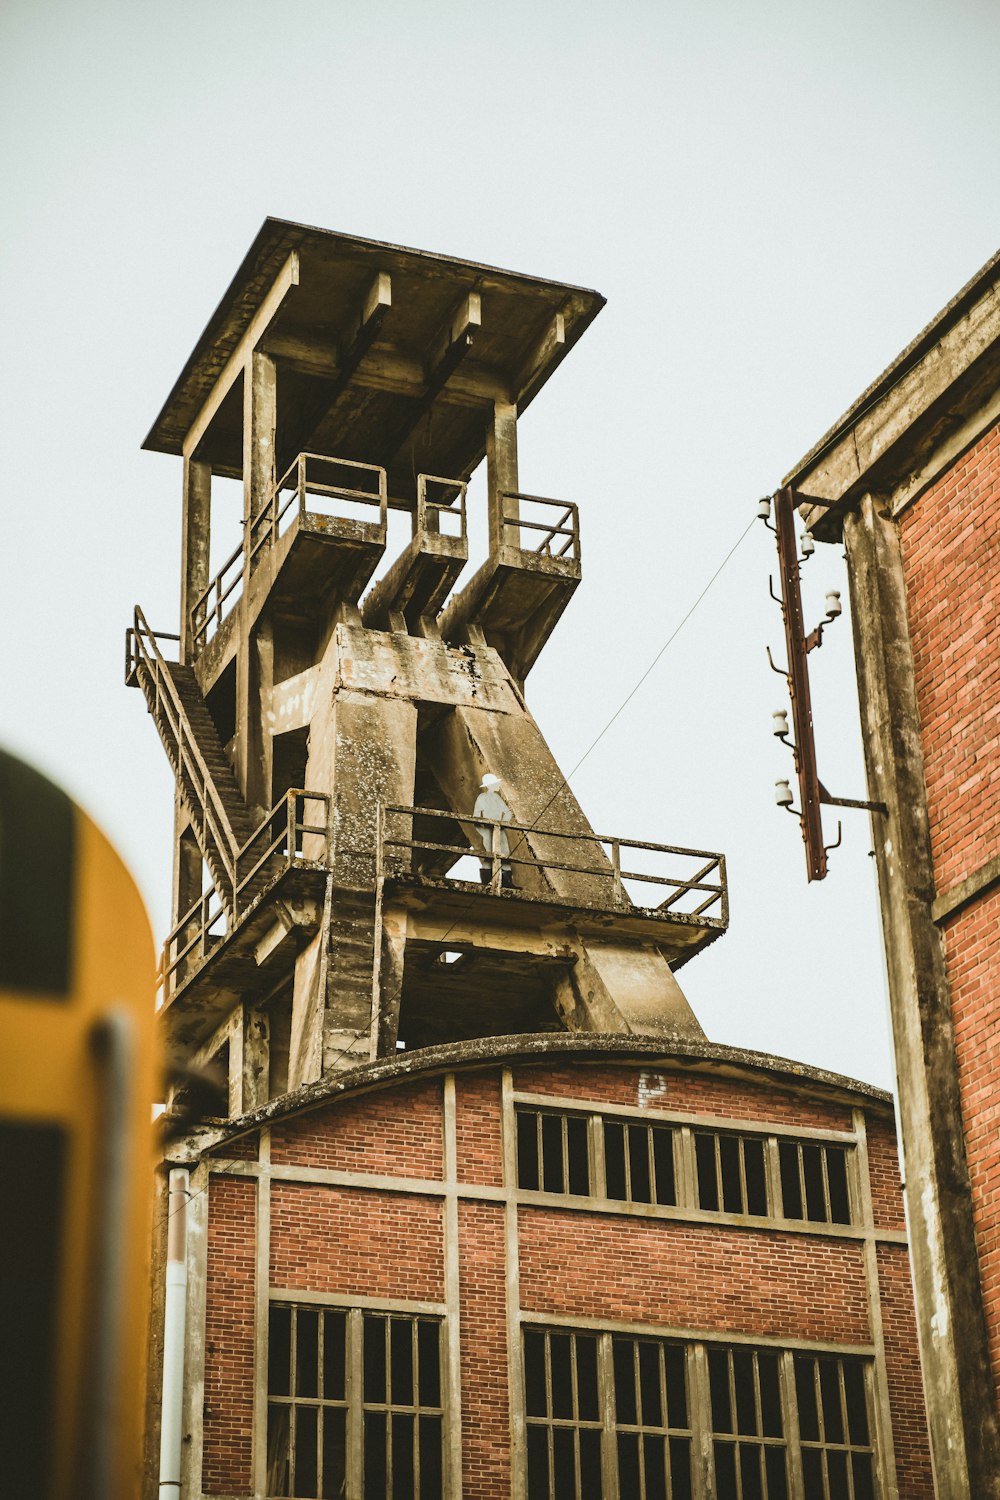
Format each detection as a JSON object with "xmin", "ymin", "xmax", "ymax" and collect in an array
[{"xmin": 125, "ymin": 607, "xmax": 258, "ymax": 915}]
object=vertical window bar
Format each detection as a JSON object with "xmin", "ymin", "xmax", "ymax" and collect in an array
[
  {"xmin": 289, "ymin": 1307, "xmax": 298, "ymax": 1494},
  {"xmin": 715, "ymin": 1137, "xmax": 724, "ymax": 1214},
  {"xmin": 797, "ymin": 1145, "xmax": 808, "ymax": 1224},
  {"xmin": 738, "ymin": 1138, "xmax": 749, "ymax": 1216}
]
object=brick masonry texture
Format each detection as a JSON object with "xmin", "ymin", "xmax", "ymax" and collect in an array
[
  {"xmin": 193, "ymin": 1056, "xmax": 931, "ymax": 1495},
  {"xmin": 900, "ymin": 420, "xmax": 1000, "ymax": 1405},
  {"xmin": 900, "ymin": 419, "xmax": 1000, "ymax": 896},
  {"xmin": 458, "ymin": 1201, "xmax": 510, "ymax": 1498},
  {"xmin": 878, "ymin": 1243, "xmax": 935, "ymax": 1498},
  {"xmin": 519, "ymin": 1206, "xmax": 870, "ymax": 1343},
  {"xmin": 513, "ymin": 1060, "xmax": 853, "ymax": 1132},
  {"xmin": 455, "ymin": 1070, "xmax": 504, "ymax": 1186},
  {"xmin": 270, "ymin": 1077, "xmax": 444, "ymax": 1178},
  {"xmin": 270, "ymin": 1182, "xmax": 445, "ymax": 1301},
  {"xmin": 202, "ymin": 1175, "xmax": 256, "ymax": 1496},
  {"xmin": 942, "ymin": 887, "xmax": 1000, "ymax": 1397}
]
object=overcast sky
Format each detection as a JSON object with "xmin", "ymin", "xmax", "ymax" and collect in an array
[{"xmin": 3, "ymin": 0, "xmax": 998, "ymax": 1092}]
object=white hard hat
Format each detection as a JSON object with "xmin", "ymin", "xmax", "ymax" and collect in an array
[{"xmin": 480, "ymin": 773, "xmax": 501, "ymax": 789}]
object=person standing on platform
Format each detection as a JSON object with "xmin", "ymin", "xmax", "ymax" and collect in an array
[{"xmin": 473, "ymin": 774, "xmax": 514, "ymax": 888}]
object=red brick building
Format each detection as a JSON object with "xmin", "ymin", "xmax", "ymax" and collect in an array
[
  {"xmin": 134, "ymin": 221, "xmax": 933, "ymax": 1499},
  {"xmin": 784, "ymin": 249, "xmax": 1000, "ymax": 1496},
  {"xmin": 156, "ymin": 1036, "xmax": 929, "ymax": 1500}
]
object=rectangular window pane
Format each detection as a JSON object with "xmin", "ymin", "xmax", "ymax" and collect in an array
[
  {"xmin": 696, "ymin": 1133, "xmax": 720, "ymax": 1211},
  {"xmin": 652, "ymin": 1125, "xmax": 676, "ymax": 1206},
  {"xmin": 364, "ymin": 1315, "xmax": 388, "ymax": 1403},
  {"xmin": 577, "ymin": 1334, "xmax": 600, "ymax": 1421},
  {"xmin": 391, "ymin": 1411, "xmax": 414, "ymax": 1500},
  {"xmin": 390, "ymin": 1317, "xmax": 414, "ymax": 1407},
  {"xmin": 525, "ymin": 1328, "xmax": 548, "ymax": 1417},
  {"xmin": 541, "ymin": 1113, "xmax": 565, "ymax": 1193},
  {"xmin": 550, "ymin": 1332, "xmax": 574, "ymax": 1419},
  {"xmin": 567, "ymin": 1115, "xmax": 591, "ymax": 1195},
  {"xmin": 708, "ymin": 1347, "xmax": 787, "ymax": 1499},
  {"xmin": 419, "ymin": 1415, "xmax": 443, "ymax": 1500},
  {"xmin": 321, "ymin": 1407, "xmax": 346, "ymax": 1500},
  {"xmin": 517, "ymin": 1108, "xmax": 541, "ymax": 1190},
  {"xmin": 802, "ymin": 1143, "xmax": 827, "ymax": 1221},
  {"xmin": 297, "ymin": 1308, "xmax": 319, "ymax": 1398},
  {"xmin": 417, "ymin": 1320, "xmax": 441, "ymax": 1409},
  {"xmin": 267, "ymin": 1403, "xmax": 291, "ymax": 1496},
  {"xmin": 826, "ymin": 1146, "xmax": 851, "ymax": 1224},
  {"xmin": 604, "ymin": 1120, "xmax": 628, "ymax": 1201},
  {"xmin": 719, "ymin": 1134, "xmax": 743, "ymax": 1213},
  {"xmin": 323, "ymin": 1310, "xmax": 346, "ymax": 1402},
  {"xmin": 527, "ymin": 1424, "xmax": 550, "ymax": 1500},
  {"xmin": 779, "ymin": 1140, "xmax": 803, "ymax": 1219},
  {"xmin": 795, "ymin": 1353, "xmax": 876, "ymax": 1495},
  {"xmin": 628, "ymin": 1123, "xmax": 653, "ymax": 1203},
  {"xmin": 743, "ymin": 1137, "xmax": 768, "ymax": 1217},
  {"xmin": 269, "ymin": 1305, "xmax": 292, "ymax": 1397},
  {"xmin": 364, "ymin": 1410, "xmax": 387, "ymax": 1498},
  {"xmin": 296, "ymin": 1404, "xmax": 318, "ymax": 1498}
]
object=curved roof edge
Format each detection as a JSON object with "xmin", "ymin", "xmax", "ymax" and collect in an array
[{"xmin": 165, "ymin": 1032, "xmax": 893, "ymax": 1163}]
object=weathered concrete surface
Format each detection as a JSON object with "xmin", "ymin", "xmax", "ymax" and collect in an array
[{"xmin": 844, "ymin": 495, "xmax": 1000, "ymax": 1498}]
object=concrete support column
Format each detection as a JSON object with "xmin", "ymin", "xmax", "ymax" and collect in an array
[
  {"xmin": 487, "ymin": 400, "xmax": 519, "ymax": 553},
  {"xmin": 180, "ymin": 457, "xmax": 211, "ymax": 665},
  {"xmin": 236, "ymin": 352, "xmax": 277, "ymax": 798},
  {"xmin": 843, "ymin": 494, "xmax": 1000, "ymax": 1498}
]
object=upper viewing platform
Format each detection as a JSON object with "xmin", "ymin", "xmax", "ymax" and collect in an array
[{"xmin": 144, "ymin": 217, "xmax": 605, "ymax": 493}]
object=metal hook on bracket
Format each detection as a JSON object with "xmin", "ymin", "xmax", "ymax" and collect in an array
[
  {"xmin": 766, "ymin": 645, "xmax": 789, "ymax": 679},
  {"xmin": 823, "ymin": 821, "xmax": 843, "ymax": 857},
  {"xmin": 768, "ymin": 575, "xmax": 784, "ymax": 608}
]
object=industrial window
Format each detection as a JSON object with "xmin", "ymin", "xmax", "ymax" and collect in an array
[
  {"xmin": 707, "ymin": 1345, "xmax": 788, "ymax": 1499},
  {"xmin": 266, "ymin": 1303, "xmax": 444, "ymax": 1498},
  {"xmin": 516, "ymin": 1106, "xmax": 591, "ymax": 1195},
  {"xmin": 612, "ymin": 1334, "xmax": 693, "ymax": 1499},
  {"xmin": 524, "ymin": 1328, "xmax": 604, "ymax": 1499},
  {"xmin": 794, "ymin": 1354, "xmax": 875, "ymax": 1500},
  {"xmin": 603, "ymin": 1119, "xmax": 678, "ymax": 1206},
  {"xmin": 513, "ymin": 1103, "xmax": 855, "ymax": 1229},
  {"xmin": 523, "ymin": 1329, "xmax": 877, "ymax": 1500},
  {"xmin": 694, "ymin": 1131, "xmax": 769, "ymax": 1217},
  {"xmin": 778, "ymin": 1141, "xmax": 852, "ymax": 1226}
]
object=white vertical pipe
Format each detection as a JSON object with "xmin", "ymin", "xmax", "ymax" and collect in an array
[{"xmin": 158, "ymin": 1168, "xmax": 190, "ymax": 1500}]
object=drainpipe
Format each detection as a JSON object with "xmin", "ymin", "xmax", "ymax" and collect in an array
[{"xmin": 158, "ymin": 1168, "xmax": 190, "ymax": 1500}]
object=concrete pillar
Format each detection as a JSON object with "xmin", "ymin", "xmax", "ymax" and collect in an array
[
  {"xmin": 236, "ymin": 352, "xmax": 277, "ymax": 798},
  {"xmin": 843, "ymin": 494, "xmax": 1000, "ymax": 1498},
  {"xmin": 487, "ymin": 400, "xmax": 518, "ymax": 553},
  {"xmin": 180, "ymin": 457, "xmax": 211, "ymax": 665}
]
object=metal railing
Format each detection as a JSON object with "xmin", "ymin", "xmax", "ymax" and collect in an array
[
  {"xmin": 126, "ymin": 606, "xmax": 244, "ymax": 899},
  {"xmin": 162, "ymin": 787, "xmax": 331, "ymax": 995},
  {"xmin": 501, "ymin": 492, "xmax": 580, "ymax": 561},
  {"xmin": 248, "ymin": 452, "xmax": 387, "ymax": 568},
  {"xmin": 377, "ymin": 803, "xmax": 726, "ymax": 919},
  {"xmin": 188, "ymin": 453, "xmax": 389, "ymax": 652},
  {"xmin": 190, "ymin": 537, "xmax": 244, "ymax": 652},
  {"xmin": 416, "ymin": 473, "xmax": 467, "ymax": 541}
]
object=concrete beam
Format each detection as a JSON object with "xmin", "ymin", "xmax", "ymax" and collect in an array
[{"xmin": 182, "ymin": 250, "xmax": 298, "ymax": 462}]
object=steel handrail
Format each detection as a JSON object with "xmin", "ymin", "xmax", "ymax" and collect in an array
[
  {"xmin": 162, "ymin": 788, "xmax": 332, "ymax": 994},
  {"xmin": 378, "ymin": 803, "xmax": 726, "ymax": 915},
  {"xmin": 129, "ymin": 607, "xmax": 242, "ymax": 891},
  {"xmin": 501, "ymin": 492, "xmax": 580, "ymax": 559}
]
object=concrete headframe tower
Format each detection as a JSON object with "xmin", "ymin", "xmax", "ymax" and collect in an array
[{"xmin": 129, "ymin": 219, "xmax": 728, "ymax": 1116}]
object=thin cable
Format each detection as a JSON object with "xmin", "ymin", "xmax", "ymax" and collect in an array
[{"xmin": 433, "ymin": 512, "xmax": 757, "ymax": 944}]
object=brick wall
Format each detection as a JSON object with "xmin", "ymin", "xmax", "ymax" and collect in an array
[
  {"xmin": 271, "ymin": 1182, "xmax": 444, "ymax": 1302},
  {"xmin": 942, "ymin": 886, "xmax": 1000, "ymax": 1396},
  {"xmin": 270, "ymin": 1077, "xmax": 443, "ymax": 1178},
  {"xmin": 193, "ymin": 1055, "xmax": 929, "ymax": 1496},
  {"xmin": 866, "ymin": 1116, "xmax": 907, "ymax": 1233},
  {"xmin": 203, "ymin": 1175, "xmax": 256, "ymax": 1496},
  {"xmin": 878, "ymin": 1243, "xmax": 936, "ymax": 1498},
  {"xmin": 514, "ymin": 1060, "xmax": 854, "ymax": 1132},
  {"xmin": 519, "ymin": 1207, "xmax": 870, "ymax": 1343},
  {"xmin": 900, "ymin": 419, "xmax": 1000, "ymax": 895},
  {"xmin": 899, "ymin": 418, "xmax": 1000, "ymax": 1398}
]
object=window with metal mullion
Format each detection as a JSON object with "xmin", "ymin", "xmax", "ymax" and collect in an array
[
  {"xmin": 793, "ymin": 1353, "xmax": 875, "ymax": 1500},
  {"xmin": 524, "ymin": 1327, "xmax": 603, "ymax": 1500},
  {"xmin": 610, "ymin": 1334, "xmax": 693, "ymax": 1500},
  {"xmin": 361, "ymin": 1312, "xmax": 445, "ymax": 1500},
  {"xmin": 707, "ymin": 1345, "xmax": 788, "ymax": 1500},
  {"xmin": 267, "ymin": 1304, "xmax": 348, "ymax": 1500}
]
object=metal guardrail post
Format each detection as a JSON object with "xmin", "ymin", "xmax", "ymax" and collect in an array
[{"xmin": 611, "ymin": 840, "xmax": 624, "ymax": 904}]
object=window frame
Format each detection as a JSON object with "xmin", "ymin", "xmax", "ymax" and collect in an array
[
  {"xmin": 512, "ymin": 1094, "xmax": 860, "ymax": 1232},
  {"xmin": 266, "ymin": 1296, "xmax": 449, "ymax": 1500},
  {"xmin": 521, "ymin": 1322, "xmax": 881, "ymax": 1500}
]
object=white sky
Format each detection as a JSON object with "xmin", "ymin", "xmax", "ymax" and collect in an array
[{"xmin": 2, "ymin": 0, "xmax": 998, "ymax": 1092}]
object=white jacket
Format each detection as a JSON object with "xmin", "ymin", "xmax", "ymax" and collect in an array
[{"xmin": 473, "ymin": 789, "xmax": 513, "ymax": 857}]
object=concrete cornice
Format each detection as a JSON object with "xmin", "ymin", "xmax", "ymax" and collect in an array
[
  {"xmin": 162, "ymin": 1031, "xmax": 893, "ymax": 1165},
  {"xmin": 782, "ymin": 248, "xmax": 1000, "ymax": 537}
]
